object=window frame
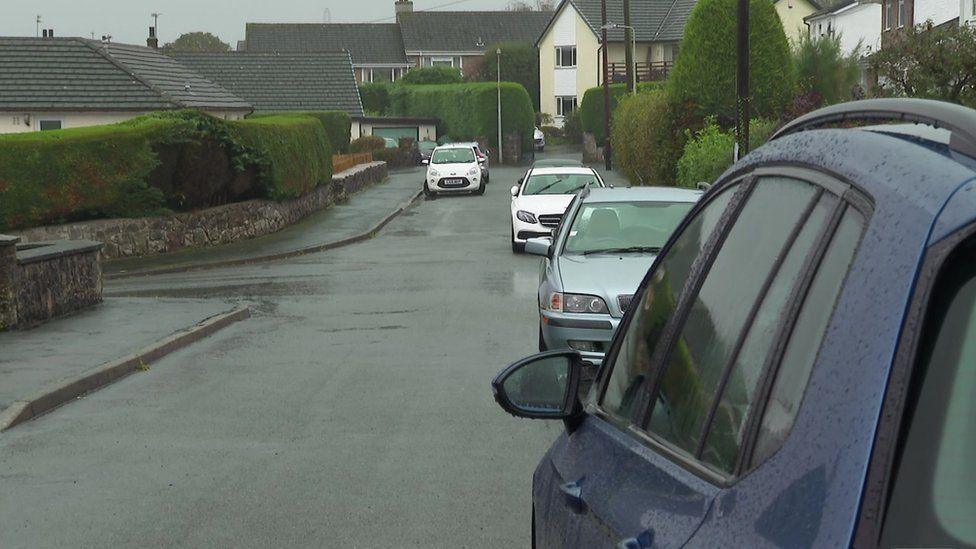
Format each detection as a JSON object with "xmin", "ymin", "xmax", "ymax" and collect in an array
[
  {"xmin": 853, "ymin": 220, "xmax": 976, "ymax": 547},
  {"xmin": 38, "ymin": 119, "xmax": 62, "ymax": 131},
  {"xmin": 555, "ymin": 45, "xmax": 577, "ymax": 68},
  {"xmin": 555, "ymin": 96, "xmax": 578, "ymax": 117},
  {"xmin": 589, "ymin": 165, "xmax": 872, "ymax": 487}
]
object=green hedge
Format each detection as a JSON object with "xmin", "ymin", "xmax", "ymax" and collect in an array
[
  {"xmin": 399, "ymin": 67, "xmax": 464, "ymax": 85},
  {"xmin": 676, "ymin": 118, "xmax": 778, "ymax": 187},
  {"xmin": 350, "ymin": 135, "xmax": 386, "ymax": 152},
  {"xmin": 233, "ymin": 114, "xmax": 332, "ymax": 200},
  {"xmin": 580, "ymin": 81, "xmax": 665, "ymax": 143},
  {"xmin": 388, "ymin": 82, "xmax": 535, "ymax": 152},
  {"xmin": 611, "ymin": 91, "xmax": 688, "ymax": 186},
  {"xmin": 0, "ymin": 110, "xmax": 334, "ymax": 230},
  {"xmin": 250, "ymin": 111, "xmax": 351, "ymax": 153},
  {"xmin": 359, "ymin": 82, "xmax": 393, "ymax": 115}
]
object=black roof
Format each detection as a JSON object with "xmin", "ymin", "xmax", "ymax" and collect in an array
[
  {"xmin": 547, "ymin": 0, "xmax": 697, "ymax": 43},
  {"xmin": 244, "ymin": 23, "xmax": 410, "ymax": 65},
  {"xmin": 0, "ymin": 37, "xmax": 251, "ymax": 112},
  {"xmin": 173, "ymin": 52, "xmax": 364, "ymax": 116},
  {"xmin": 399, "ymin": 11, "xmax": 554, "ymax": 52}
]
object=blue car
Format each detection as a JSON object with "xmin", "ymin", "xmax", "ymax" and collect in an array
[{"xmin": 491, "ymin": 99, "xmax": 976, "ymax": 548}]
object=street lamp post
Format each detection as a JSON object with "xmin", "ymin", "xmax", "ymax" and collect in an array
[
  {"xmin": 496, "ymin": 48, "xmax": 503, "ymax": 164},
  {"xmin": 735, "ymin": 0, "xmax": 750, "ymax": 159},
  {"xmin": 600, "ymin": 0, "xmax": 612, "ymax": 170}
]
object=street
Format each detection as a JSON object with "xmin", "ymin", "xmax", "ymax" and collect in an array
[{"xmin": 0, "ymin": 156, "xmax": 627, "ymax": 547}]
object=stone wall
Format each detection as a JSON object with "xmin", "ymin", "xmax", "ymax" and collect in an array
[
  {"xmin": 582, "ymin": 132, "xmax": 605, "ymax": 164},
  {"xmin": 0, "ymin": 235, "xmax": 18, "ymax": 330},
  {"xmin": 0, "ymin": 237, "xmax": 104, "ymax": 330},
  {"xmin": 14, "ymin": 162, "xmax": 388, "ymax": 260}
]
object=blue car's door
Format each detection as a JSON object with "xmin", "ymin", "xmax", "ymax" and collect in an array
[{"xmin": 545, "ymin": 173, "xmax": 841, "ymax": 547}]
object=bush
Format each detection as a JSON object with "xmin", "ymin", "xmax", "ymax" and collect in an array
[
  {"xmin": 477, "ymin": 41, "xmax": 541, "ymax": 110},
  {"xmin": 400, "ymin": 66, "xmax": 464, "ymax": 85},
  {"xmin": 676, "ymin": 118, "xmax": 778, "ymax": 188},
  {"xmin": 611, "ymin": 91, "xmax": 683, "ymax": 186},
  {"xmin": 793, "ymin": 34, "xmax": 862, "ymax": 107},
  {"xmin": 562, "ymin": 109, "xmax": 583, "ymax": 144},
  {"xmin": 668, "ymin": 0, "xmax": 794, "ymax": 123},
  {"xmin": 388, "ymin": 82, "xmax": 535, "ymax": 153},
  {"xmin": 232, "ymin": 114, "xmax": 333, "ymax": 200},
  {"xmin": 580, "ymin": 81, "xmax": 665, "ymax": 143},
  {"xmin": 359, "ymin": 82, "xmax": 393, "ymax": 115},
  {"xmin": 350, "ymin": 136, "xmax": 387, "ymax": 153},
  {"xmin": 250, "ymin": 110, "xmax": 352, "ymax": 154}
]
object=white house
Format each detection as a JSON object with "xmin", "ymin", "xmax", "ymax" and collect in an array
[
  {"xmin": 0, "ymin": 37, "xmax": 251, "ymax": 134},
  {"xmin": 535, "ymin": 0, "xmax": 696, "ymax": 126},
  {"xmin": 806, "ymin": 0, "xmax": 883, "ymax": 56}
]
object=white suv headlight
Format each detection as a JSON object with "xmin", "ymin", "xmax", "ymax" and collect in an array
[
  {"xmin": 466, "ymin": 166, "xmax": 479, "ymax": 176},
  {"xmin": 428, "ymin": 168, "xmax": 439, "ymax": 177},
  {"xmin": 516, "ymin": 210, "xmax": 537, "ymax": 223}
]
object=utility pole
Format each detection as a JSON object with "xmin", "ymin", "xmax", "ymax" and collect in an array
[
  {"xmin": 623, "ymin": 0, "xmax": 634, "ymax": 93},
  {"xmin": 734, "ymin": 0, "xmax": 750, "ymax": 159},
  {"xmin": 497, "ymin": 48, "xmax": 503, "ymax": 164},
  {"xmin": 600, "ymin": 0, "xmax": 612, "ymax": 170}
]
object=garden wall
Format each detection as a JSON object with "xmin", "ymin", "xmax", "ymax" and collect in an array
[{"xmin": 14, "ymin": 162, "xmax": 388, "ymax": 260}]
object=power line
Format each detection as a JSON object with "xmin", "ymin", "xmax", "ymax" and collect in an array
[{"xmin": 364, "ymin": 0, "xmax": 481, "ymax": 23}]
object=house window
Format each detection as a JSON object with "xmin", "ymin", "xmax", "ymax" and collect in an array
[
  {"xmin": 885, "ymin": 0, "xmax": 895, "ymax": 29},
  {"xmin": 556, "ymin": 96, "xmax": 577, "ymax": 116},
  {"xmin": 11, "ymin": 115, "xmax": 20, "ymax": 126},
  {"xmin": 371, "ymin": 68, "xmax": 393, "ymax": 83},
  {"xmin": 555, "ymin": 46, "xmax": 577, "ymax": 68},
  {"xmin": 897, "ymin": 0, "xmax": 905, "ymax": 27},
  {"xmin": 39, "ymin": 120, "xmax": 61, "ymax": 131},
  {"xmin": 430, "ymin": 56, "xmax": 454, "ymax": 67}
]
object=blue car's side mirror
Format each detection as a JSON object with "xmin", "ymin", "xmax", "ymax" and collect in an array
[
  {"xmin": 491, "ymin": 350, "xmax": 583, "ymax": 423},
  {"xmin": 524, "ymin": 237, "xmax": 551, "ymax": 257}
]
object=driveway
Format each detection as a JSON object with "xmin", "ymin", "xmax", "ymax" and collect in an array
[{"xmin": 0, "ymin": 153, "xmax": 630, "ymax": 547}]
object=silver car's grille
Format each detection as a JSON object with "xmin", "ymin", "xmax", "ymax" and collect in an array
[
  {"xmin": 538, "ymin": 214, "xmax": 562, "ymax": 228},
  {"xmin": 618, "ymin": 294, "xmax": 635, "ymax": 312}
]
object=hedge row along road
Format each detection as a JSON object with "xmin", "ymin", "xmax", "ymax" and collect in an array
[{"xmin": 0, "ymin": 110, "xmax": 350, "ymax": 231}]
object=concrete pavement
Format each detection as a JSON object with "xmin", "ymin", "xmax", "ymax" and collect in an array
[{"xmin": 0, "ymin": 151, "xmax": 631, "ymax": 547}]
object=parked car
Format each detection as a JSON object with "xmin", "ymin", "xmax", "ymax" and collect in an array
[
  {"xmin": 490, "ymin": 99, "xmax": 976, "ymax": 548},
  {"xmin": 423, "ymin": 145, "xmax": 484, "ymax": 198},
  {"xmin": 418, "ymin": 140, "xmax": 438, "ymax": 164},
  {"xmin": 524, "ymin": 187, "xmax": 701, "ymax": 365},
  {"xmin": 532, "ymin": 158, "xmax": 583, "ymax": 169},
  {"xmin": 455, "ymin": 141, "xmax": 490, "ymax": 183},
  {"xmin": 510, "ymin": 167, "xmax": 606, "ymax": 253},
  {"xmin": 534, "ymin": 127, "xmax": 546, "ymax": 151}
]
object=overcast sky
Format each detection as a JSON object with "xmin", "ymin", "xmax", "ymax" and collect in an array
[{"xmin": 3, "ymin": 0, "xmax": 513, "ymax": 47}]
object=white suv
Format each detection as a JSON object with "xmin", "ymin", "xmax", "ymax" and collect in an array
[
  {"xmin": 423, "ymin": 145, "xmax": 485, "ymax": 198},
  {"xmin": 510, "ymin": 166, "xmax": 606, "ymax": 252}
]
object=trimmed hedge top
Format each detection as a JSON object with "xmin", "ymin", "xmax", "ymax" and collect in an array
[
  {"xmin": 388, "ymin": 82, "xmax": 535, "ymax": 152},
  {"xmin": 580, "ymin": 81, "xmax": 665, "ymax": 143}
]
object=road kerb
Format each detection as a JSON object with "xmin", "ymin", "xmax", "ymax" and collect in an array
[
  {"xmin": 0, "ymin": 306, "xmax": 251, "ymax": 432},
  {"xmin": 106, "ymin": 188, "xmax": 424, "ymax": 279}
]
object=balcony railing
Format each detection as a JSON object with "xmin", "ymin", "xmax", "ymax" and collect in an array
[{"xmin": 607, "ymin": 61, "xmax": 673, "ymax": 83}]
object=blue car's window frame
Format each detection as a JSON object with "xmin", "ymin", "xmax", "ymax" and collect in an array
[
  {"xmin": 590, "ymin": 165, "xmax": 873, "ymax": 486},
  {"xmin": 854, "ymin": 220, "xmax": 976, "ymax": 547}
]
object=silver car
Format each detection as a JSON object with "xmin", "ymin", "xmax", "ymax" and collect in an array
[{"xmin": 524, "ymin": 186, "xmax": 701, "ymax": 365}]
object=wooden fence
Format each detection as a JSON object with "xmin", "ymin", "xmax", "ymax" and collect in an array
[{"xmin": 332, "ymin": 152, "xmax": 373, "ymax": 174}]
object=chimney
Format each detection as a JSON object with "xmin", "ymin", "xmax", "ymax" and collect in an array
[
  {"xmin": 48, "ymin": 29, "xmax": 54, "ymax": 37},
  {"xmin": 147, "ymin": 26, "xmax": 158, "ymax": 49},
  {"xmin": 395, "ymin": 0, "xmax": 414, "ymax": 22}
]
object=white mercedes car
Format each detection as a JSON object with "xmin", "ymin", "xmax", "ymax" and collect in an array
[
  {"xmin": 422, "ymin": 145, "xmax": 484, "ymax": 198},
  {"xmin": 510, "ymin": 166, "xmax": 606, "ymax": 252}
]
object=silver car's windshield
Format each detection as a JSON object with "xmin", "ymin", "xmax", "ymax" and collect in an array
[
  {"xmin": 522, "ymin": 173, "xmax": 600, "ymax": 195},
  {"xmin": 563, "ymin": 201, "xmax": 694, "ymax": 255},
  {"xmin": 431, "ymin": 148, "xmax": 475, "ymax": 164}
]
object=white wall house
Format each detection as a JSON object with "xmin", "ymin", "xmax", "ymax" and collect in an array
[
  {"xmin": 964, "ymin": 0, "xmax": 976, "ymax": 24},
  {"xmin": 0, "ymin": 37, "xmax": 251, "ymax": 135},
  {"xmin": 536, "ymin": 0, "xmax": 695, "ymax": 127},
  {"xmin": 806, "ymin": 1, "xmax": 883, "ymax": 56},
  {"xmin": 915, "ymin": 0, "xmax": 963, "ymax": 25}
]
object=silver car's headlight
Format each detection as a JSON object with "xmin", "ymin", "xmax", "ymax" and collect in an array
[
  {"xmin": 467, "ymin": 166, "xmax": 479, "ymax": 176},
  {"xmin": 516, "ymin": 210, "xmax": 537, "ymax": 223},
  {"xmin": 547, "ymin": 293, "xmax": 609, "ymax": 314}
]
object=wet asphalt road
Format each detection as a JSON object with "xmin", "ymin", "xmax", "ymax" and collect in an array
[{"xmin": 0, "ymin": 153, "xmax": 628, "ymax": 547}]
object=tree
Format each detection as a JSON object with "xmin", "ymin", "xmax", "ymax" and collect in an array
[
  {"xmin": 668, "ymin": 0, "xmax": 795, "ymax": 124},
  {"xmin": 870, "ymin": 21, "xmax": 976, "ymax": 108},
  {"xmin": 477, "ymin": 41, "xmax": 541, "ymax": 110},
  {"xmin": 399, "ymin": 66, "xmax": 464, "ymax": 85},
  {"xmin": 793, "ymin": 34, "xmax": 862, "ymax": 107},
  {"xmin": 162, "ymin": 32, "xmax": 231, "ymax": 53}
]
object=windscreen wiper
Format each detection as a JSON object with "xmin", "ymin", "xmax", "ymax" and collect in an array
[
  {"xmin": 582, "ymin": 246, "xmax": 662, "ymax": 255},
  {"xmin": 533, "ymin": 178, "xmax": 564, "ymax": 194}
]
